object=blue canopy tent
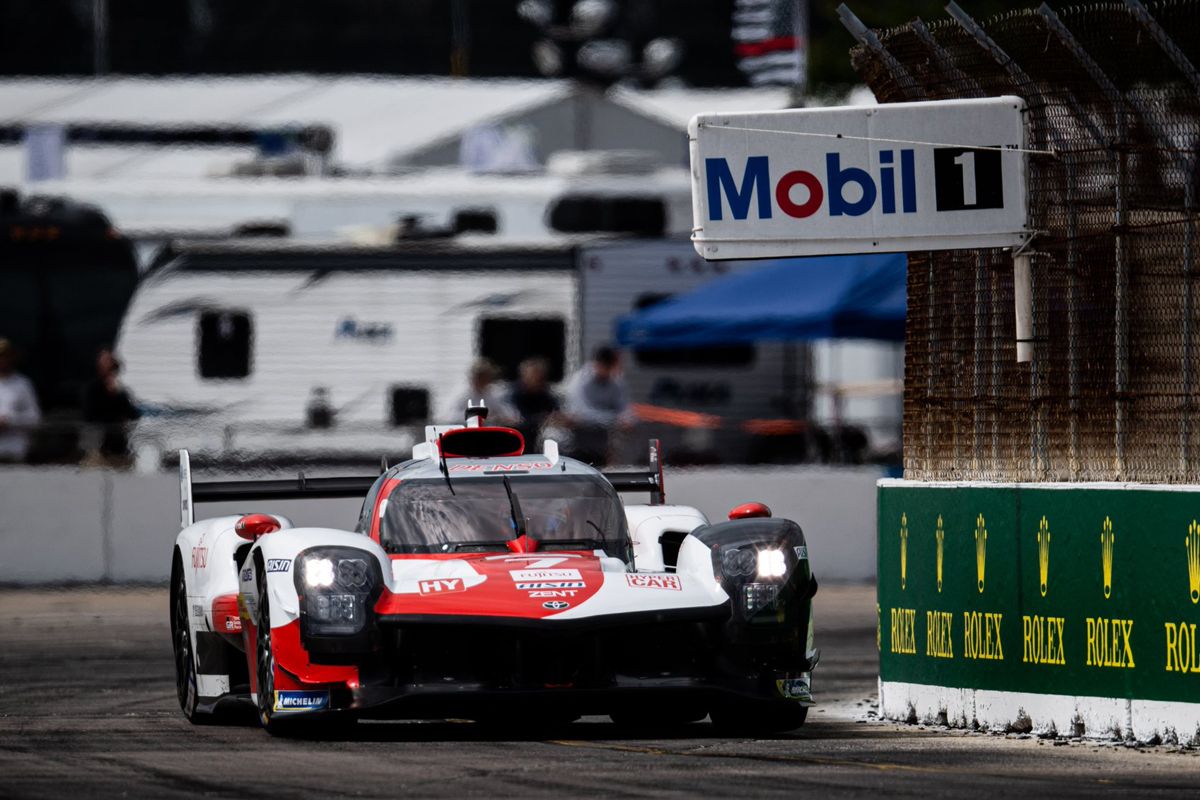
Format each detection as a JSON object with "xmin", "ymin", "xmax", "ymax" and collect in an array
[{"xmin": 615, "ymin": 252, "xmax": 906, "ymax": 347}]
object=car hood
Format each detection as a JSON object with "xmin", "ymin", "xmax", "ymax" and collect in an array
[{"xmin": 374, "ymin": 551, "xmax": 727, "ymax": 621}]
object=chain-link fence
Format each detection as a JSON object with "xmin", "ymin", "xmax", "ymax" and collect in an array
[{"xmin": 849, "ymin": 1, "xmax": 1200, "ymax": 482}]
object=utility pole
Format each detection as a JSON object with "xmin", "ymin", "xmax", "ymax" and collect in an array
[
  {"xmin": 93, "ymin": 0, "xmax": 109, "ymax": 75},
  {"xmin": 450, "ymin": 0, "xmax": 470, "ymax": 77}
]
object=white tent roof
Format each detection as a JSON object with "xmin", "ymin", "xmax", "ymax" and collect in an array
[
  {"xmin": 0, "ymin": 76, "xmax": 869, "ymax": 184},
  {"xmin": 0, "ymin": 76, "xmax": 572, "ymax": 181},
  {"xmin": 607, "ymin": 86, "xmax": 794, "ymax": 128}
]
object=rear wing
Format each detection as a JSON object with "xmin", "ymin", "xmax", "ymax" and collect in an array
[
  {"xmin": 178, "ymin": 449, "xmax": 377, "ymax": 528},
  {"xmin": 605, "ymin": 438, "xmax": 666, "ymax": 505},
  {"xmin": 177, "ymin": 439, "xmax": 665, "ymax": 528}
]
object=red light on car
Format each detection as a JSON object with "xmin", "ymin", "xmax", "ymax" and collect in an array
[
  {"xmin": 728, "ymin": 502, "xmax": 772, "ymax": 520},
  {"xmin": 235, "ymin": 513, "xmax": 281, "ymax": 540}
]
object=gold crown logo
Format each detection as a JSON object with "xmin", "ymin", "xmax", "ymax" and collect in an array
[
  {"xmin": 900, "ymin": 513, "xmax": 908, "ymax": 591},
  {"xmin": 1188, "ymin": 520, "xmax": 1200, "ymax": 605},
  {"xmin": 1037, "ymin": 516, "xmax": 1050, "ymax": 598},
  {"xmin": 1100, "ymin": 516, "xmax": 1115, "ymax": 599},
  {"xmin": 975, "ymin": 513, "xmax": 987, "ymax": 593},
  {"xmin": 935, "ymin": 515, "xmax": 945, "ymax": 593}
]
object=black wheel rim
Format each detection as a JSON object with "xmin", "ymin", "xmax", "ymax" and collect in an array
[
  {"xmin": 172, "ymin": 570, "xmax": 195, "ymax": 713},
  {"xmin": 256, "ymin": 588, "xmax": 274, "ymax": 724}
]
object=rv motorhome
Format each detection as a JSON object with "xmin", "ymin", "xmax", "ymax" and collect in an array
[
  {"xmin": 116, "ymin": 237, "xmax": 900, "ymax": 470},
  {"xmin": 36, "ymin": 155, "xmax": 695, "ymax": 269},
  {"xmin": 0, "ymin": 189, "xmax": 139, "ymax": 461}
]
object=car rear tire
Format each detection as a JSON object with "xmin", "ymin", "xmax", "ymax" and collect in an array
[
  {"xmin": 709, "ymin": 701, "xmax": 807, "ymax": 735},
  {"xmin": 170, "ymin": 552, "xmax": 213, "ymax": 724}
]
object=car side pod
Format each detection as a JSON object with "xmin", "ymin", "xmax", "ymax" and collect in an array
[
  {"xmin": 728, "ymin": 502, "xmax": 771, "ymax": 520},
  {"xmin": 235, "ymin": 513, "xmax": 282, "ymax": 540}
]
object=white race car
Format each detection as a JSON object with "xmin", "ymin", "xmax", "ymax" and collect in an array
[{"xmin": 170, "ymin": 407, "xmax": 819, "ymax": 735}]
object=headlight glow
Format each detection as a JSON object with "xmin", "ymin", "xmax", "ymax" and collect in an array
[
  {"xmin": 305, "ymin": 557, "xmax": 336, "ymax": 588},
  {"xmin": 757, "ymin": 548, "xmax": 787, "ymax": 578}
]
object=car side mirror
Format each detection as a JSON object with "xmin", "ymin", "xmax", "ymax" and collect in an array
[
  {"xmin": 235, "ymin": 513, "xmax": 281, "ymax": 540},
  {"xmin": 728, "ymin": 502, "xmax": 772, "ymax": 520}
]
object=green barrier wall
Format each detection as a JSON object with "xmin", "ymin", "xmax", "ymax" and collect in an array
[{"xmin": 878, "ymin": 483, "xmax": 1200, "ymax": 703}]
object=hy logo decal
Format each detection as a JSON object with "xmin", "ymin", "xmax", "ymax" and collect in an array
[
  {"xmin": 935, "ymin": 515, "xmax": 944, "ymax": 593},
  {"xmin": 418, "ymin": 578, "xmax": 464, "ymax": 595},
  {"xmin": 975, "ymin": 514, "xmax": 988, "ymax": 594},
  {"xmin": 1037, "ymin": 516, "xmax": 1051, "ymax": 598},
  {"xmin": 1101, "ymin": 516, "xmax": 1115, "ymax": 600},
  {"xmin": 899, "ymin": 513, "xmax": 908, "ymax": 591},
  {"xmin": 1188, "ymin": 520, "xmax": 1200, "ymax": 605}
]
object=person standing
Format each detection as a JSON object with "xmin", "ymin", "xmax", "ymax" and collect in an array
[
  {"xmin": 81, "ymin": 348, "xmax": 141, "ymax": 467},
  {"xmin": 441, "ymin": 358, "xmax": 517, "ymax": 425},
  {"xmin": 563, "ymin": 346, "xmax": 632, "ymax": 465},
  {"xmin": 0, "ymin": 339, "xmax": 41, "ymax": 463},
  {"xmin": 508, "ymin": 357, "xmax": 560, "ymax": 450}
]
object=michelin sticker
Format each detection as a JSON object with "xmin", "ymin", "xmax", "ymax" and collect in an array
[
  {"xmin": 274, "ymin": 690, "xmax": 330, "ymax": 712},
  {"xmin": 776, "ymin": 676, "xmax": 814, "ymax": 704}
]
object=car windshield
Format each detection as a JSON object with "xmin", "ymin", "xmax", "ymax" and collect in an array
[{"xmin": 379, "ymin": 473, "xmax": 631, "ymax": 558}]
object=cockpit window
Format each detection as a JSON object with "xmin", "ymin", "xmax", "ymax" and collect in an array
[{"xmin": 379, "ymin": 473, "xmax": 631, "ymax": 561}]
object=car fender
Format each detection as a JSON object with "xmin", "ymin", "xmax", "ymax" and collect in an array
[
  {"xmin": 675, "ymin": 532, "xmax": 721, "ymax": 584},
  {"xmin": 624, "ymin": 504, "xmax": 708, "ymax": 571},
  {"xmin": 174, "ymin": 515, "xmax": 244, "ymax": 632}
]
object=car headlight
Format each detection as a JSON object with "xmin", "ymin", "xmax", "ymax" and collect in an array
[
  {"xmin": 719, "ymin": 546, "xmax": 792, "ymax": 581},
  {"xmin": 696, "ymin": 519, "xmax": 811, "ymax": 620},
  {"xmin": 757, "ymin": 548, "xmax": 787, "ymax": 578},
  {"xmin": 296, "ymin": 547, "xmax": 381, "ymax": 636},
  {"xmin": 305, "ymin": 557, "xmax": 336, "ymax": 588},
  {"xmin": 721, "ymin": 547, "xmax": 757, "ymax": 577},
  {"xmin": 743, "ymin": 582, "xmax": 781, "ymax": 614}
]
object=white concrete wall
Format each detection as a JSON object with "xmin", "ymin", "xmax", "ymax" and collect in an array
[
  {"xmin": 668, "ymin": 465, "xmax": 880, "ymax": 582},
  {"xmin": 0, "ymin": 465, "xmax": 880, "ymax": 584}
]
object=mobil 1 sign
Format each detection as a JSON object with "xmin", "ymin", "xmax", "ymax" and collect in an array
[{"xmin": 689, "ymin": 97, "xmax": 1029, "ymax": 260}]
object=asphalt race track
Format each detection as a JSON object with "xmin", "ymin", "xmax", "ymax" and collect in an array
[{"xmin": 1, "ymin": 585, "xmax": 1198, "ymax": 799}]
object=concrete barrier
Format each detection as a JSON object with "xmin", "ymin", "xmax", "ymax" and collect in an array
[
  {"xmin": 0, "ymin": 464, "xmax": 880, "ymax": 584},
  {"xmin": 671, "ymin": 465, "xmax": 880, "ymax": 581},
  {"xmin": 0, "ymin": 468, "xmax": 107, "ymax": 582},
  {"xmin": 877, "ymin": 479, "xmax": 1200, "ymax": 743}
]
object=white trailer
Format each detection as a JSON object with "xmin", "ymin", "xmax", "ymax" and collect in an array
[
  {"xmin": 579, "ymin": 240, "xmax": 811, "ymax": 464},
  {"xmin": 39, "ymin": 156, "xmax": 695, "ymax": 270},
  {"xmin": 117, "ymin": 236, "xmax": 897, "ymax": 470},
  {"xmin": 581, "ymin": 240, "xmax": 904, "ymax": 465},
  {"xmin": 117, "ymin": 239, "xmax": 582, "ymax": 470}
]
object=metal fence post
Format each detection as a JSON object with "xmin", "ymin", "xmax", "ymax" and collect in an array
[
  {"xmin": 973, "ymin": 252, "xmax": 986, "ymax": 477},
  {"xmin": 837, "ymin": 5, "xmax": 928, "ymax": 101},
  {"xmin": 1037, "ymin": 3, "xmax": 1130, "ymax": 480},
  {"xmin": 1125, "ymin": 0, "xmax": 1199, "ymax": 479}
]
